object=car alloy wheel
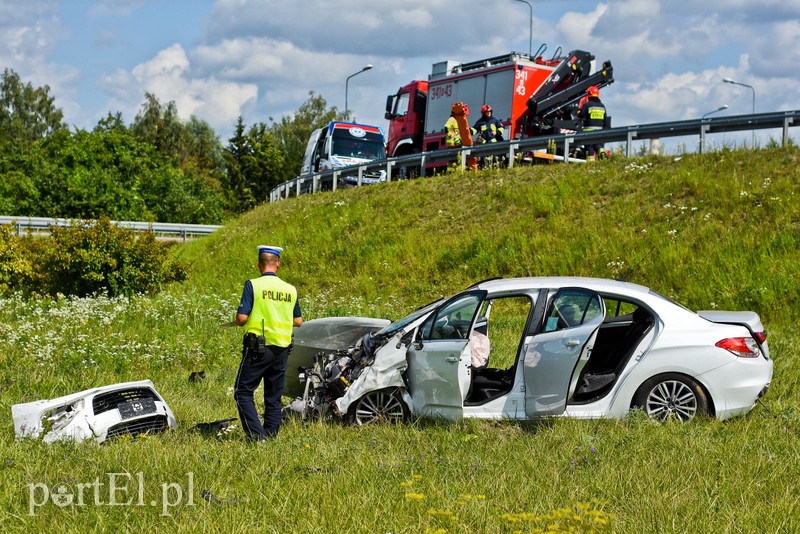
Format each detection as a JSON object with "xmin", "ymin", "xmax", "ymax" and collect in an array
[
  {"xmin": 348, "ymin": 388, "xmax": 409, "ymax": 425},
  {"xmin": 633, "ymin": 373, "xmax": 709, "ymax": 422}
]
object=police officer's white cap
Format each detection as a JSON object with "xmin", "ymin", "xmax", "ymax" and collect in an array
[{"xmin": 257, "ymin": 245, "xmax": 283, "ymax": 257}]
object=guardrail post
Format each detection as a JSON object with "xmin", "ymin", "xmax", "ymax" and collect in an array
[
  {"xmin": 626, "ymin": 131, "xmax": 638, "ymax": 158},
  {"xmin": 699, "ymin": 123, "xmax": 710, "ymax": 154},
  {"xmin": 386, "ymin": 161, "xmax": 393, "ymax": 182},
  {"xmin": 295, "ymin": 178, "xmax": 301, "ymax": 197},
  {"xmin": 358, "ymin": 166, "xmax": 363, "ymax": 187},
  {"xmin": 333, "ymin": 172, "xmax": 339, "ymax": 191},
  {"xmin": 420, "ymin": 155, "xmax": 427, "ymax": 178},
  {"xmin": 563, "ymin": 138, "xmax": 571, "ymax": 164},
  {"xmin": 460, "ymin": 149, "xmax": 468, "ymax": 171},
  {"xmin": 312, "ymin": 174, "xmax": 318, "ymax": 194},
  {"xmin": 508, "ymin": 143, "xmax": 518, "ymax": 169},
  {"xmin": 784, "ymin": 116, "xmax": 793, "ymax": 146}
]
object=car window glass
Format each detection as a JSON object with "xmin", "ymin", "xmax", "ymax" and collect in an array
[
  {"xmin": 382, "ymin": 299, "xmax": 443, "ymax": 337},
  {"xmin": 544, "ymin": 289, "xmax": 602, "ymax": 332},
  {"xmin": 603, "ymin": 298, "xmax": 638, "ymax": 318},
  {"xmin": 422, "ymin": 293, "xmax": 483, "ymax": 340}
]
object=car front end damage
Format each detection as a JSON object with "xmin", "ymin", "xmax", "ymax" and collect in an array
[
  {"xmin": 12, "ymin": 380, "xmax": 177, "ymax": 444},
  {"xmin": 287, "ymin": 330, "xmax": 411, "ymax": 424}
]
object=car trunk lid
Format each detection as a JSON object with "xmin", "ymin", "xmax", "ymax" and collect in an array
[{"xmin": 697, "ymin": 310, "xmax": 770, "ymax": 359}]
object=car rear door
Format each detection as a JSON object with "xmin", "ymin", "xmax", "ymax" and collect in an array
[
  {"xmin": 523, "ymin": 288, "xmax": 605, "ymax": 417},
  {"xmin": 406, "ymin": 291, "xmax": 486, "ymax": 420}
]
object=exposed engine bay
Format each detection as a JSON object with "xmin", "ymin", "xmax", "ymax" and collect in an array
[{"xmin": 289, "ymin": 331, "xmax": 393, "ymax": 422}]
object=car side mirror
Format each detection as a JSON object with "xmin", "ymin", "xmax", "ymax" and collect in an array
[{"xmin": 413, "ymin": 340, "xmax": 424, "ymax": 350}]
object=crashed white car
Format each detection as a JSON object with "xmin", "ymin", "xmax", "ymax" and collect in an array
[
  {"xmin": 289, "ymin": 277, "xmax": 772, "ymax": 424},
  {"xmin": 13, "ymin": 380, "xmax": 177, "ymax": 443}
]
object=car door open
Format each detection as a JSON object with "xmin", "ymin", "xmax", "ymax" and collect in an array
[
  {"xmin": 523, "ymin": 288, "xmax": 605, "ymax": 417},
  {"xmin": 406, "ymin": 291, "xmax": 486, "ymax": 420}
]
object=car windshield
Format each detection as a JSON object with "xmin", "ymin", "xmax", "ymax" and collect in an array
[{"xmin": 379, "ymin": 299, "xmax": 444, "ymax": 336}]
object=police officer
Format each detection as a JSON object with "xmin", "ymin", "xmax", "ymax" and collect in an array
[
  {"xmin": 577, "ymin": 86, "xmax": 607, "ymax": 160},
  {"xmin": 233, "ymin": 245, "xmax": 302, "ymax": 441}
]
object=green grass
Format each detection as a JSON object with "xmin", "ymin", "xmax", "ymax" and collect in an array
[{"xmin": 2, "ymin": 146, "xmax": 800, "ymax": 532}]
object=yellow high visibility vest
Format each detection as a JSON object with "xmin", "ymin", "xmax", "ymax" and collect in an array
[{"xmin": 243, "ymin": 275, "xmax": 297, "ymax": 347}]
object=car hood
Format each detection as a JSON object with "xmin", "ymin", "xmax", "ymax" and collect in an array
[
  {"xmin": 285, "ymin": 317, "xmax": 391, "ymax": 398},
  {"xmin": 294, "ymin": 317, "xmax": 391, "ymax": 352}
]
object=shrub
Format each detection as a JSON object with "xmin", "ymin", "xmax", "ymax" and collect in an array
[
  {"xmin": 30, "ymin": 217, "xmax": 187, "ymax": 297},
  {"xmin": 0, "ymin": 223, "xmax": 34, "ymax": 293}
]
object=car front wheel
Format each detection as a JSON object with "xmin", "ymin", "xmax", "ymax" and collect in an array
[
  {"xmin": 632, "ymin": 374, "xmax": 709, "ymax": 422},
  {"xmin": 348, "ymin": 388, "xmax": 409, "ymax": 425}
]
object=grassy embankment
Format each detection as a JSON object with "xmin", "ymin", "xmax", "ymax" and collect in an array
[{"xmin": 1, "ymin": 146, "xmax": 799, "ymax": 532}]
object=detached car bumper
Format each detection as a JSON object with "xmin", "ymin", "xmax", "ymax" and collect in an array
[{"xmin": 12, "ymin": 380, "xmax": 177, "ymax": 444}]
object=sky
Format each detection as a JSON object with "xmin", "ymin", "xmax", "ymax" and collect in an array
[{"xmin": 2, "ymin": 0, "xmax": 800, "ymax": 151}]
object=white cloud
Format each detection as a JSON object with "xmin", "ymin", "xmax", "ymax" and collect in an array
[{"xmin": 98, "ymin": 43, "xmax": 257, "ymax": 131}]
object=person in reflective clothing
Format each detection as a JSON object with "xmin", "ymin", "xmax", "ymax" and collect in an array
[
  {"xmin": 577, "ymin": 86, "xmax": 607, "ymax": 160},
  {"xmin": 444, "ymin": 111, "xmax": 462, "ymax": 148},
  {"xmin": 233, "ymin": 245, "xmax": 302, "ymax": 441},
  {"xmin": 472, "ymin": 104, "xmax": 505, "ymax": 144}
]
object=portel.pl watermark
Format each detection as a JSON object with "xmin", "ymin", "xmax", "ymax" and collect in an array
[{"xmin": 26, "ymin": 472, "xmax": 194, "ymax": 516}]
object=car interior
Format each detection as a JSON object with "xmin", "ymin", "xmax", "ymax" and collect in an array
[{"xmin": 464, "ymin": 294, "xmax": 655, "ymax": 406}]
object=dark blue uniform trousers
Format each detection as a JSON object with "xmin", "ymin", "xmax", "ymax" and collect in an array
[{"xmin": 234, "ymin": 344, "xmax": 289, "ymax": 440}]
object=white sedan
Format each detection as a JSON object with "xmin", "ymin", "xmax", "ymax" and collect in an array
[{"xmin": 289, "ymin": 277, "xmax": 772, "ymax": 424}]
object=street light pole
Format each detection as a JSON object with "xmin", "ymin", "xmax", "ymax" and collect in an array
[
  {"xmin": 722, "ymin": 77, "xmax": 756, "ymax": 145},
  {"xmin": 345, "ymin": 64, "xmax": 373, "ymax": 120},
  {"xmin": 702, "ymin": 104, "xmax": 728, "ymax": 119},
  {"xmin": 513, "ymin": 0, "xmax": 533, "ymax": 57}
]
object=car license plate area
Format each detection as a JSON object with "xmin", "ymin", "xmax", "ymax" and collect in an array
[{"xmin": 118, "ymin": 398, "xmax": 157, "ymax": 419}]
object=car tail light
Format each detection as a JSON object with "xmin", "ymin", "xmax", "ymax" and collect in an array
[
  {"xmin": 754, "ymin": 331, "xmax": 767, "ymax": 344},
  {"xmin": 715, "ymin": 337, "xmax": 761, "ymax": 358}
]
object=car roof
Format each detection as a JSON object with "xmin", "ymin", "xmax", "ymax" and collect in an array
[{"xmin": 470, "ymin": 277, "xmax": 652, "ymax": 297}]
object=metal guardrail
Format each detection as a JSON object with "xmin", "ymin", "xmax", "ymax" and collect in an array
[
  {"xmin": 269, "ymin": 110, "xmax": 800, "ymax": 202},
  {"xmin": 0, "ymin": 216, "xmax": 222, "ymax": 242}
]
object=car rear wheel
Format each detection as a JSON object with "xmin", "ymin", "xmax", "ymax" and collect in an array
[
  {"xmin": 632, "ymin": 374, "xmax": 709, "ymax": 422},
  {"xmin": 348, "ymin": 388, "xmax": 409, "ymax": 425}
]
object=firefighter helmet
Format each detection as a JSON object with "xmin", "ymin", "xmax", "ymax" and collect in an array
[
  {"xmin": 587, "ymin": 86, "xmax": 600, "ymax": 97},
  {"xmin": 481, "ymin": 104, "xmax": 493, "ymax": 114}
]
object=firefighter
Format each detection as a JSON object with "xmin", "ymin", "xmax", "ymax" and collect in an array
[
  {"xmin": 444, "ymin": 111, "xmax": 462, "ymax": 148},
  {"xmin": 233, "ymin": 245, "xmax": 303, "ymax": 442},
  {"xmin": 577, "ymin": 85, "xmax": 607, "ymax": 160},
  {"xmin": 472, "ymin": 104, "xmax": 505, "ymax": 144}
]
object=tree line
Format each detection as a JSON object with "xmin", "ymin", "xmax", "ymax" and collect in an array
[{"xmin": 0, "ymin": 69, "xmax": 345, "ymax": 224}]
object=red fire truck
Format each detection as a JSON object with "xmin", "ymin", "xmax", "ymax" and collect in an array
[{"xmin": 384, "ymin": 49, "xmax": 613, "ymax": 167}]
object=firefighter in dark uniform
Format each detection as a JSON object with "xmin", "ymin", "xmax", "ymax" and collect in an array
[
  {"xmin": 472, "ymin": 104, "xmax": 505, "ymax": 167},
  {"xmin": 577, "ymin": 86, "xmax": 607, "ymax": 160},
  {"xmin": 472, "ymin": 104, "xmax": 505, "ymax": 144},
  {"xmin": 234, "ymin": 245, "xmax": 302, "ymax": 441}
]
